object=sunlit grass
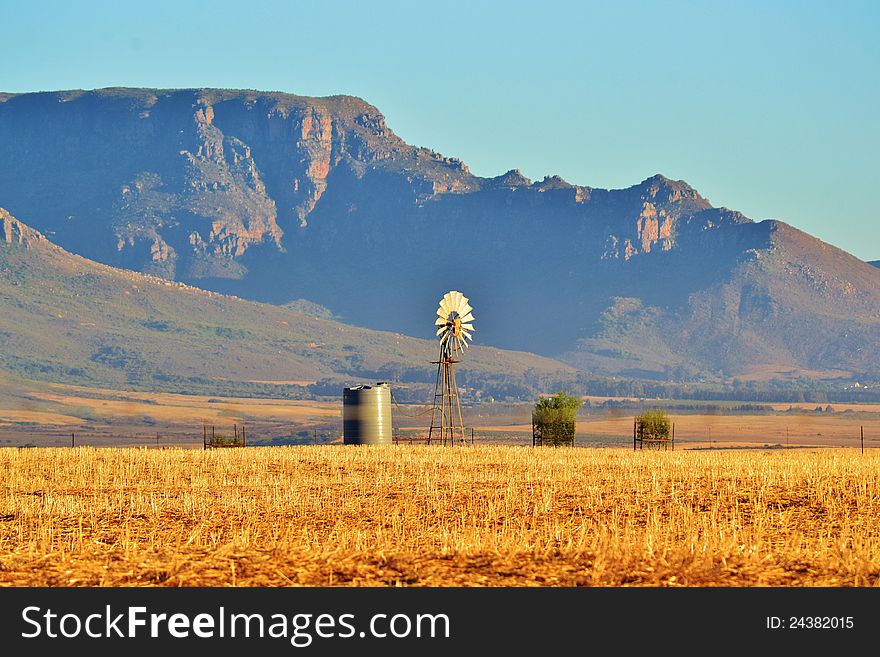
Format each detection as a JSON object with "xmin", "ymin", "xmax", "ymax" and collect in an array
[{"xmin": 1, "ymin": 446, "xmax": 878, "ymax": 586}]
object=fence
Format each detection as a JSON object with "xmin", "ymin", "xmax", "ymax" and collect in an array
[
  {"xmin": 393, "ymin": 427, "xmax": 476, "ymax": 445},
  {"xmin": 203, "ymin": 424, "xmax": 247, "ymax": 449}
]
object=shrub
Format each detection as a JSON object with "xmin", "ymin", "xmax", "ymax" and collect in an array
[
  {"xmin": 636, "ymin": 408, "xmax": 671, "ymax": 440},
  {"xmin": 533, "ymin": 392, "xmax": 583, "ymax": 446}
]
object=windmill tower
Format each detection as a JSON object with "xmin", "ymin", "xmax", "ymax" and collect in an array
[{"xmin": 429, "ymin": 290, "xmax": 475, "ymax": 445}]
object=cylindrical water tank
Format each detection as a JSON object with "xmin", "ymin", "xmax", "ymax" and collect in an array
[{"xmin": 343, "ymin": 382, "xmax": 392, "ymax": 445}]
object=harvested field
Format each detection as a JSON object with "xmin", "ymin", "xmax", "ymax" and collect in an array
[{"xmin": 1, "ymin": 446, "xmax": 879, "ymax": 586}]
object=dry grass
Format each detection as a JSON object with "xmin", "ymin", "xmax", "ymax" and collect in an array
[{"xmin": 1, "ymin": 446, "xmax": 879, "ymax": 587}]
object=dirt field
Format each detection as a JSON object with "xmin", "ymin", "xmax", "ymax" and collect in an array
[
  {"xmin": 1, "ymin": 380, "xmax": 878, "ymax": 450},
  {"xmin": 0, "ymin": 446, "xmax": 878, "ymax": 587},
  {"xmin": 0, "ymin": 381, "xmax": 341, "ymax": 446}
]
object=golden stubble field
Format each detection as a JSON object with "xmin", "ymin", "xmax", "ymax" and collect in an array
[{"xmin": 1, "ymin": 446, "xmax": 878, "ymax": 587}]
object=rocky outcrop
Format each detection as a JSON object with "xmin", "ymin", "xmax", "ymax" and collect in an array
[
  {"xmin": 1, "ymin": 208, "xmax": 46, "ymax": 248},
  {"xmin": 489, "ymin": 169, "xmax": 532, "ymax": 188},
  {"xmin": 600, "ymin": 175, "xmax": 710, "ymax": 260}
]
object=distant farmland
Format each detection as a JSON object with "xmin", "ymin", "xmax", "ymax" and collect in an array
[
  {"xmin": 1, "ymin": 446, "xmax": 878, "ymax": 586},
  {"xmin": 1, "ymin": 380, "xmax": 877, "ymax": 450}
]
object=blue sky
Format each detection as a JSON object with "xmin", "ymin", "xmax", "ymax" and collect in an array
[{"xmin": 2, "ymin": 0, "xmax": 878, "ymax": 259}]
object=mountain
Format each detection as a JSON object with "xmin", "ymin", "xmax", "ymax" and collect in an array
[
  {"xmin": 0, "ymin": 208, "xmax": 575, "ymax": 398},
  {"xmin": 1, "ymin": 88, "xmax": 878, "ymax": 381},
  {"xmin": 869, "ymin": 261, "xmax": 879, "ymax": 268}
]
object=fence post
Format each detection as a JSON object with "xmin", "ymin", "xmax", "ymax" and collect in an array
[
  {"xmin": 71, "ymin": 432, "xmax": 75, "ymax": 448},
  {"xmin": 862, "ymin": 426, "xmax": 864, "ymax": 455}
]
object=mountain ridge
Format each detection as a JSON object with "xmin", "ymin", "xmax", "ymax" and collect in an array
[{"xmin": 0, "ymin": 87, "xmax": 877, "ymax": 382}]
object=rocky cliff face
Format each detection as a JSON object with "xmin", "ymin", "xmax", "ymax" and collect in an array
[
  {"xmin": 1, "ymin": 88, "xmax": 878, "ymax": 381},
  {"xmin": 1, "ymin": 208, "xmax": 46, "ymax": 248},
  {"xmin": 0, "ymin": 89, "xmax": 476, "ymax": 280},
  {"xmin": 0, "ymin": 88, "xmax": 724, "ymax": 281}
]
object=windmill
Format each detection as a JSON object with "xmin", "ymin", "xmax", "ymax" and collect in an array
[{"xmin": 428, "ymin": 290, "xmax": 475, "ymax": 445}]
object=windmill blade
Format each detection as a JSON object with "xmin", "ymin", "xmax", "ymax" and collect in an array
[{"xmin": 434, "ymin": 291, "xmax": 474, "ymax": 359}]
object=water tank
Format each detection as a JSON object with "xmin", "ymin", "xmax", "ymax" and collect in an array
[{"xmin": 343, "ymin": 382, "xmax": 392, "ymax": 445}]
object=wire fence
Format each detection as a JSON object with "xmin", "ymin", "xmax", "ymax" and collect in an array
[{"xmin": 0, "ymin": 424, "xmax": 875, "ymax": 450}]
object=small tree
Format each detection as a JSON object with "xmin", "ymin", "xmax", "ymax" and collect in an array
[
  {"xmin": 636, "ymin": 408, "xmax": 671, "ymax": 441},
  {"xmin": 533, "ymin": 392, "xmax": 583, "ymax": 446}
]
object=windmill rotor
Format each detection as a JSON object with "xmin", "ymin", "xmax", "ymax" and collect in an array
[{"xmin": 434, "ymin": 290, "xmax": 475, "ymax": 359}]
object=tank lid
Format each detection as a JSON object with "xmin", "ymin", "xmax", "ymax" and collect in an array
[{"xmin": 345, "ymin": 382, "xmax": 391, "ymax": 391}]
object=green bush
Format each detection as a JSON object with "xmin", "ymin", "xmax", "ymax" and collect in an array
[
  {"xmin": 533, "ymin": 392, "xmax": 583, "ymax": 446},
  {"xmin": 636, "ymin": 408, "xmax": 671, "ymax": 440}
]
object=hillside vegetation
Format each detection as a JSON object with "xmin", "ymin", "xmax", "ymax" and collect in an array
[{"xmin": 0, "ymin": 210, "xmax": 574, "ymax": 397}]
